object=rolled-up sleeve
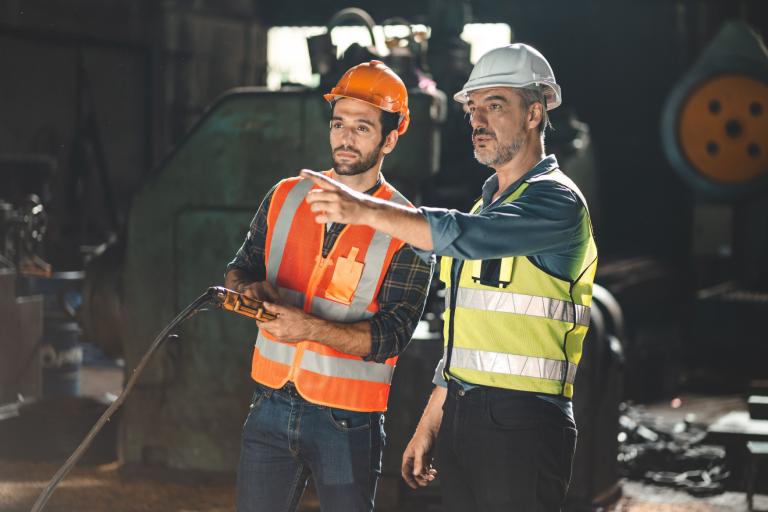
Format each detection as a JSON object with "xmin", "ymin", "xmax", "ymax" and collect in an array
[
  {"xmin": 418, "ymin": 182, "xmax": 586, "ymax": 261},
  {"xmin": 365, "ymin": 245, "xmax": 433, "ymax": 363},
  {"xmin": 432, "ymin": 358, "xmax": 448, "ymax": 387}
]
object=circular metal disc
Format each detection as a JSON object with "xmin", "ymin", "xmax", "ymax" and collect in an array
[{"xmin": 678, "ymin": 74, "xmax": 768, "ymax": 184}]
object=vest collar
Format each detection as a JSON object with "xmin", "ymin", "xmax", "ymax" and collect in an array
[{"xmin": 481, "ymin": 154, "xmax": 559, "ymax": 209}]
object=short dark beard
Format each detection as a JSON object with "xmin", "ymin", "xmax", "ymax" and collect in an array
[{"xmin": 332, "ymin": 136, "xmax": 386, "ymax": 176}]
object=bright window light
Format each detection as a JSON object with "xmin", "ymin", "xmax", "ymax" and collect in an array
[
  {"xmin": 266, "ymin": 23, "xmax": 512, "ymax": 90},
  {"xmin": 460, "ymin": 23, "xmax": 513, "ymax": 64}
]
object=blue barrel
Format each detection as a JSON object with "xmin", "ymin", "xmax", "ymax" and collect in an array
[
  {"xmin": 40, "ymin": 320, "xmax": 83, "ymax": 396},
  {"xmin": 19, "ymin": 271, "xmax": 85, "ymax": 396}
]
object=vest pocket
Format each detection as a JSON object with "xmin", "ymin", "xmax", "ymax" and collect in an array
[
  {"xmin": 325, "ymin": 247, "xmax": 364, "ymax": 305},
  {"xmin": 471, "ymin": 257, "xmax": 515, "ymax": 288}
]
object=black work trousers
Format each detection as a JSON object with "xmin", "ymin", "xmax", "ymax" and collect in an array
[{"xmin": 436, "ymin": 381, "xmax": 577, "ymax": 512}]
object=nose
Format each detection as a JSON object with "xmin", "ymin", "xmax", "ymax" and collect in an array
[
  {"xmin": 340, "ymin": 125, "xmax": 357, "ymax": 144},
  {"xmin": 470, "ymin": 109, "xmax": 487, "ymax": 130}
]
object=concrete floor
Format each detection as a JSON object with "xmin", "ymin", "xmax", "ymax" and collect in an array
[
  {"xmin": 2, "ymin": 460, "xmax": 766, "ymax": 512},
  {"xmin": 2, "ymin": 368, "xmax": 767, "ymax": 511}
]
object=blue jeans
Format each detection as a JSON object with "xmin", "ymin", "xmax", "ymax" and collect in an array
[{"xmin": 236, "ymin": 382, "xmax": 385, "ymax": 512}]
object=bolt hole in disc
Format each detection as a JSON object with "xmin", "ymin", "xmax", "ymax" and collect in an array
[{"xmin": 678, "ymin": 74, "xmax": 768, "ymax": 184}]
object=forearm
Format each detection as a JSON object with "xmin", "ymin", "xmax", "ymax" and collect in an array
[
  {"xmin": 258, "ymin": 298, "xmax": 373, "ymax": 355},
  {"xmin": 414, "ymin": 386, "xmax": 446, "ymax": 437},
  {"xmin": 417, "ymin": 185, "xmax": 586, "ymax": 260},
  {"xmin": 303, "ymin": 316, "xmax": 372, "ymax": 357},
  {"xmin": 363, "ymin": 198, "xmax": 434, "ymax": 251}
]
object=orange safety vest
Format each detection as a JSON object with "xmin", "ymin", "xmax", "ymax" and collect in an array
[{"xmin": 250, "ymin": 171, "xmax": 410, "ymax": 412}]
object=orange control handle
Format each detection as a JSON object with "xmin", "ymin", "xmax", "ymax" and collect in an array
[{"xmin": 208, "ymin": 286, "xmax": 277, "ymax": 321}]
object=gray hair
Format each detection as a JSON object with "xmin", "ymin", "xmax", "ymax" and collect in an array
[{"xmin": 517, "ymin": 86, "xmax": 552, "ymax": 137}]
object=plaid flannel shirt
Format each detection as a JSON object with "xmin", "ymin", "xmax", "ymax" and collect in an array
[{"xmin": 226, "ymin": 180, "xmax": 433, "ymax": 363}]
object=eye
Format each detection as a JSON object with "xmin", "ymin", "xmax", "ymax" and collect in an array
[
  {"xmin": 357, "ymin": 125, "xmax": 369, "ymax": 133},
  {"xmin": 331, "ymin": 122, "xmax": 343, "ymax": 129},
  {"xmin": 489, "ymin": 103, "xmax": 502, "ymax": 111}
]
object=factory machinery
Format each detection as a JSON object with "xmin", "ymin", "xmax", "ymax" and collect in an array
[{"xmin": 3, "ymin": 9, "xmax": 766, "ymax": 511}]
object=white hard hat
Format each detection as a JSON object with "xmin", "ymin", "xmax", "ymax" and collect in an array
[{"xmin": 454, "ymin": 43, "xmax": 562, "ymax": 110}]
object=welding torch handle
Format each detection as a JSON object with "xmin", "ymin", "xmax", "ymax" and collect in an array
[{"xmin": 208, "ymin": 286, "xmax": 278, "ymax": 321}]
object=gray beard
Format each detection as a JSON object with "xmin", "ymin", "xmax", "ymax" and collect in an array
[{"xmin": 475, "ymin": 132, "xmax": 526, "ymax": 167}]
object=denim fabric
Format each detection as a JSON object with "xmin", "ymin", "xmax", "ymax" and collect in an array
[
  {"xmin": 236, "ymin": 382, "xmax": 385, "ymax": 512},
  {"xmin": 436, "ymin": 380, "xmax": 577, "ymax": 512}
]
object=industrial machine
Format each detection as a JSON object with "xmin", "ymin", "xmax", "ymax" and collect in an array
[
  {"xmin": 81, "ymin": 86, "xmax": 445, "ymax": 474},
  {"xmin": 662, "ymin": 20, "xmax": 768, "ymax": 386},
  {"xmin": 73, "ymin": 8, "xmax": 625, "ymax": 508},
  {"xmin": 660, "ymin": 19, "xmax": 768, "ymax": 493}
]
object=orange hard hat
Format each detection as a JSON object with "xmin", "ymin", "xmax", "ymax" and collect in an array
[{"xmin": 324, "ymin": 60, "xmax": 410, "ymax": 135}]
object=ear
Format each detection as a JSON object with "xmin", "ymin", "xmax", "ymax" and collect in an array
[
  {"xmin": 527, "ymin": 102, "xmax": 543, "ymax": 131},
  {"xmin": 381, "ymin": 129, "xmax": 399, "ymax": 155}
]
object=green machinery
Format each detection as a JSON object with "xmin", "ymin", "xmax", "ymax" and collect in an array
[{"xmin": 85, "ymin": 87, "xmax": 445, "ymax": 472}]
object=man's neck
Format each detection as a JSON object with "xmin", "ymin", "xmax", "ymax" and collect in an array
[
  {"xmin": 491, "ymin": 140, "xmax": 545, "ymax": 201},
  {"xmin": 331, "ymin": 162, "xmax": 382, "ymax": 193}
]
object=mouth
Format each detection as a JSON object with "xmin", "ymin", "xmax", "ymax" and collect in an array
[
  {"xmin": 473, "ymin": 136, "xmax": 495, "ymax": 146},
  {"xmin": 334, "ymin": 149, "xmax": 360, "ymax": 160}
]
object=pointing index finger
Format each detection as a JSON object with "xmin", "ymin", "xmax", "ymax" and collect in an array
[{"xmin": 300, "ymin": 169, "xmax": 338, "ymax": 191}]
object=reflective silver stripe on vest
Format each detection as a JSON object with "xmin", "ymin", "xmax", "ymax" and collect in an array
[
  {"xmin": 312, "ymin": 296, "xmax": 374, "ymax": 322},
  {"xmin": 454, "ymin": 287, "xmax": 590, "ymax": 326},
  {"xmin": 344, "ymin": 182, "xmax": 408, "ymax": 319},
  {"xmin": 266, "ymin": 179, "xmax": 314, "ymax": 283},
  {"xmin": 255, "ymin": 333, "xmax": 393, "ymax": 384},
  {"xmin": 346, "ymin": 229, "xmax": 392, "ymax": 318},
  {"xmin": 255, "ymin": 333, "xmax": 296, "ymax": 366},
  {"xmin": 300, "ymin": 350, "xmax": 394, "ymax": 383},
  {"xmin": 448, "ymin": 346, "xmax": 577, "ymax": 384},
  {"xmin": 387, "ymin": 186, "xmax": 410, "ymax": 207}
]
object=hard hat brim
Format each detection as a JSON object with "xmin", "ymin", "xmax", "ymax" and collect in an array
[
  {"xmin": 324, "ymin": 93, "xmax": 400, "ymax": 115},
  {"xmin": 324, "ymin": 93, "xmax": 410, "ymax": 135},
  {"xmin": 453, "ymin": 82, "xmax": 562, "ymax": 111}
]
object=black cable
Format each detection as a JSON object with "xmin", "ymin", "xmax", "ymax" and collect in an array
[{"xmin": 30, "ymin": 289, "xmax": 217, "ymax": 512}]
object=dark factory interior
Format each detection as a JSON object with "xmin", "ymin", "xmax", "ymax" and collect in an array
[{"xmin": 1, "ymin": 0, "xmax": 768, "ymax": 511}]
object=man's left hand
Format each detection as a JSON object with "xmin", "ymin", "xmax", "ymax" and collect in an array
[{"xmin": 257, "ymin": 302, "xmax": 315, "ymax": 342}]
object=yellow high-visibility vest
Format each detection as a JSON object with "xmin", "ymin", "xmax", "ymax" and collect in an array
[{"xmin": 440, "ymin": 169, "xmax": 597, "ymax": 398}]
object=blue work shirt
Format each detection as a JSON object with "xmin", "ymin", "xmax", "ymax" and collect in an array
[{"xmin": 419, "ymin": 155, "xmax": 592, "ymax": 421}]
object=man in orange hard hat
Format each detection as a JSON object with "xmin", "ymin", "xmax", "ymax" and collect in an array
[{"xmin": 224, "ymin": 60, "xmax": 432, "ymax": 512}]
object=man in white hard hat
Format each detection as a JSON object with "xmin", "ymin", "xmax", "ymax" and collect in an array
[{"xmin": 300, "ymin": 43, "xmax": 597, "ymax": 511}]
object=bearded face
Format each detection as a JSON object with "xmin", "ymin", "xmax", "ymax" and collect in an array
[
  {"xmin": 329, "ymin": 98, "xmax": 387, "ymax": 177},
  {"xmin": 466, "ymin": 87, "xmax": 535, "ymax": 168},
  {"xmin": 472, "ymin": 123, "xmax": 527, "ymax": 167},
  {"xmin": 332, "ymin": 142, "xmax": 383, "ymax": 176}
]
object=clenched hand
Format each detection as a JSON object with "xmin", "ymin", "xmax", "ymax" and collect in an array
[{"xmin": 257, "ymin": 302, "xmax": 314, "ymax": 342}]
